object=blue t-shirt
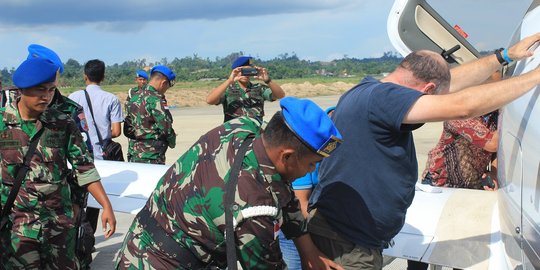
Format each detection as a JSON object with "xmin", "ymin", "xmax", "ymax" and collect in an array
[
  {"xmin": 292, "ymin": 163, "xmax": 319, "ymax": 190},
  {"xmin": 310, "ymin": 76, "xmax": 424, "ymax": 249}
]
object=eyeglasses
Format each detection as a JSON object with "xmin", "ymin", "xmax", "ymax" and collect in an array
[{"xmin": 168, "ymin": 79, "xmax": 176, "ymax": 88}]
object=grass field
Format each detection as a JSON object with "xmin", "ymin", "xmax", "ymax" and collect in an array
[{"xmin": 58, "ymin": 76, "xmax": 363, "ymax": 95}]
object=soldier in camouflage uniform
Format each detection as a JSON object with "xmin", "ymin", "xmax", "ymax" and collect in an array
[
  {"xmin": 27, "ymin": 43, "xmax": 97, "ymax": 269},
  {"xmin": 0, "ymin": 57, "xmax": 116, "ymax": 269},
  {"xmin": 116, "ymin": 97, "xmax": 344, "ymax": 270},
  {"xmin": 125, "ymin": 69, "xmax": 148, "ymax": 106},
  {"xmin": 207, "ymin": 56, "xmax": 286, "ymax": 123},
  {"xmin": 124, "ymin": 65, "xmax": 176, "ymax": 164}
]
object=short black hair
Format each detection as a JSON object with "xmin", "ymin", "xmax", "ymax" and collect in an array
[
  {"xmin": 263, "ymin": 111, "xmax": 313, "ymax": 157},
  {"xmin": 399, "ymin": 51, "xmax": 451, "ymax": 93},
  {"xmin": 84, "ymin": 59, "xmax": 105, "ymax": 83}
]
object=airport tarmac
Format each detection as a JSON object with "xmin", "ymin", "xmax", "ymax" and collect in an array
[{"xmin": 91, "ymin": 94, "xmax": 443, "ymax": 268}]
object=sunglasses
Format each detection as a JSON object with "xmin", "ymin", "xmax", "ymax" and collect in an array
[{"xmin": 168, "ymin": 79, "xmax": 176, "ymax": 88}]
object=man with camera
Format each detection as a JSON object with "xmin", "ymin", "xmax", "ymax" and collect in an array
[{"xmin": 206, "ymin": 56, "xmax": 285, "ymax": 123}]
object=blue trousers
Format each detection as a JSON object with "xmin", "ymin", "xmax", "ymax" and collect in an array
[{"xmin": 278, "ymin": 230, "xmax": 302, "ymax": 270}]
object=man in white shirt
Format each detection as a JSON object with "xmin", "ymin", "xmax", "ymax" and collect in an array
[{"xmin": 69, "ymin": 59, "xmax": 124, "ymax": 160}]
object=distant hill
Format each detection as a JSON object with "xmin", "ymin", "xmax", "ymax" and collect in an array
[{"xmin": 0, "ymin": 51, "xmax": 403, "ymax": 87}]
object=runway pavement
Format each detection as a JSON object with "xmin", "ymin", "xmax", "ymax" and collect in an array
[{"xmin": 91, "ymin": 94, "xmax": 443, "ymax": 268}]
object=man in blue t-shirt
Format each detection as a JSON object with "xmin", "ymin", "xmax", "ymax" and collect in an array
[{"xmin": 308, "ymin": 32, "xmax": 540, "ymax": 269}]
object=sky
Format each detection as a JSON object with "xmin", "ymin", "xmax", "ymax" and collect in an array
[{"xmin": 0, "ymin": 0, "xmax": 533, "ymax": 69}]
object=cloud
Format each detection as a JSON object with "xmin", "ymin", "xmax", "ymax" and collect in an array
[{"xmin": 0, "ymin": 0, "xmax": 359, "ymax": 30}]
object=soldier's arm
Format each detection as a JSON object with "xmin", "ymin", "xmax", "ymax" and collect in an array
[
  {"xmin": 235, "ymin": 216, "xmax": 286, "ymax": 269},
  {"xmin": 206, "ymin": 68, "xmax": 242, "ymax": 105},
  {"xmin": 87, "ymin": 181, "xmax": 116, "ymax": 238},
  {"xmin": 65, "ymin": 119, "xmax": 116, "ymax": 237}
]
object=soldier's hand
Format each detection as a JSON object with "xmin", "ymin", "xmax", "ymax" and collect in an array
[
  {"xmin": 230, "ymin": 67, "xmax": 242, "ymax": 81},
  {"xmin": 101, "ymin": 207, "xmax": 116, "ymax": 238},
  {"xmin": 254, "ymin": 66, "xmax": 269, "ymax": 82}
]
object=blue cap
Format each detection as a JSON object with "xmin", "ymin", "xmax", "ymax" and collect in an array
[
  {"xmin": 13, "ymin": 58, "xmax": 58, "ymax": 89},
  {"xmin": 151, "ymin": 65, "xmax": 176, "ymax": 81},
  {"xmin": 231, "ymin": 56, "xmax": 253, "ymax": 69},
  {"xmin": 280, "ymin": 97, "xmax": 343, "ymax": 157},
  {"xmin": 27, "ymin": 44, "xmax": 64, "ymax": 74},
  {"xmin": 136, "ymin": 70, "xmax": 148, "ymax": 80},
  {"xmin": 325, "ymin": 106, "xmax": 336, "ymax": 115}
]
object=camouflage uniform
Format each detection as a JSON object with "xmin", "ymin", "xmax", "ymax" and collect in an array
[
  {"xmin": 0, "ymin": 102, "xmax": 100, "ymax": 269},
  {"xmin": 124, "ymin": 86, "xmax": 141, "ymax": 112},
  {"xmin": 116, "ymin": 116, "xmax": 305, "ymax": 270},
  {"xmin": 219, "ymin": 81, "xmax": 274, "ymax": 123},
  {"xmin": 124, "ymin": 85, "xmax": 176, "ymax": 164},
  {"xmin": 49, "ymin": 89, "xmax": 96, "ymax": 269}
]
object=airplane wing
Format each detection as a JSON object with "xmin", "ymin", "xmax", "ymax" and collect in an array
[
  {"xmin": 87, "ymin": 160, "xmax": 170, "ymax": 214},
  {"xmin": 383, "ymin": 185, "xmax": 509, "ymax": 269}
]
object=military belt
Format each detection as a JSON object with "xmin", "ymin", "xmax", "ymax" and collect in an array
[{"xmin": 137, "ymin": 208, "xmax": 208, "ymax": 269}]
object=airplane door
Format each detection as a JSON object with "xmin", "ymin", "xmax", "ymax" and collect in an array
[
  {"xmin": 498, "ymin": 126, "xmax": 525, "ymax": 268},
  {"xmin": 387, "ymin": 0, "xmax": 480, "ymax": 64}
]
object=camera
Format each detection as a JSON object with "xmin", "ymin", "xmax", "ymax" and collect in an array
[{"xmin": 241, "ymin": 67, "xmax": 258, "ymax": 76}]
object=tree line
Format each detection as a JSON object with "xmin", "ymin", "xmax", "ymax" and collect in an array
[{"xmin": 1, "ymin": 51, "xmax": 405, "ymax": 87}]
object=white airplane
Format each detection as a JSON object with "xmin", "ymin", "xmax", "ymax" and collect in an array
[
  {"xmin": 384, "ymin": 0, "xmax": 540, "ymax": 269},
  {"xmin": 86, "ymin": 1, "xmax": 539, "ymax": 269}
]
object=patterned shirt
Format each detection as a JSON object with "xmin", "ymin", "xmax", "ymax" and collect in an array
[
  {"xmin": 141, "ymin": 116, "xmax": 305, "ymax": 269},
  {"xmin": 422, "ymin": 116, "xmax": 496, "ymax": 189},
  {"xmin": 219, "ymin": 81, "xmax": 274, "ymax": 122},
  {"xmin": 0, "ymin": 102, "xmax": 100, "ymax": 239}
]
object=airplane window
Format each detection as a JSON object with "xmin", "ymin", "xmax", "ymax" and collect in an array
[{"xmin": 426, "ymin": 0, "xmax": 532, "ymax": 52}]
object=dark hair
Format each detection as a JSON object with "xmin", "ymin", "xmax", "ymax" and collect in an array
[
  {"xmin": 263, "ymin": 112, "xmax": 313, "ymax": 157},
  {"xmin": 399, "ymin": 51, "xmax": 451, "ymax": 93},
  {"xmin": 84, "ymin": 59, "xmax": 105, "ymax": 83}
]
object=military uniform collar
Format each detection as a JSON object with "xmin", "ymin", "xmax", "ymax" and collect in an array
[
  {"xmin": 2, "ymin": 102, "xmax": 20, "ymax": 125},
  {"xmin": 3, "ymin": 101, "xmax": 63, "ymax": 126},
  {"xmin": 145, "ymin": 85, "xmax": 163, "ymax": 96}
]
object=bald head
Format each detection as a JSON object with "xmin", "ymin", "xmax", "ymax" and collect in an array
[{"xmin": 397, "ymin": 50, "xmax": 451, "ymax": 93}]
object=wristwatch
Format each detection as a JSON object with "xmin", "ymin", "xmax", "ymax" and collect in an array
[{"xmin": 494, "ymin": 48, "xmax": 509, "ymax": 66}]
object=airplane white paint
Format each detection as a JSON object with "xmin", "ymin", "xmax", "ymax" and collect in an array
[{"xmin": 87, "ymin": 160, "xmax": 169, "ymax": 214}]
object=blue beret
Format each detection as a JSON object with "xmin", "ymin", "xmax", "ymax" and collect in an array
[
  {"xmin": 13, "ymin": 58, "xmax": 58, "ymax": 89},
  {"xmin": 151, "ymin": 65, "xmax": 176, "ymax": 81},
  {"xmin": 27, "ymin": 44, "xmax": 64, "ymax": 74},
  {"xmin": 325, "ymin": 106, "xmax": 336, "ymax": 115},
  {"xmin": 280, "ymin": 97, "xmax": 343, "ymax": 157},
  {"xmin": 136, "ymin": 70, "xmax": 149, "ymax": 80},
  {"xmin": 231, "ymin": 56, "xmax": 253, "ymax": 69}
]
